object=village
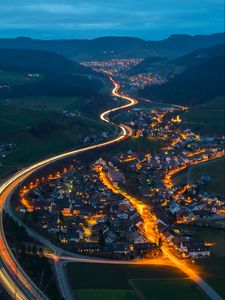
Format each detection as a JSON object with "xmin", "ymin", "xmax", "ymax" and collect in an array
[
  {"xmin": 81, "ymin": 58, "xmax": 166, "ymax": 90},
  {"xmin": 17, "ymin": 159, "xmax": 160, "ymax": 259},
  {"xmin": 16, "ymin": 103, "xmax": 225, "ymax": 261}
]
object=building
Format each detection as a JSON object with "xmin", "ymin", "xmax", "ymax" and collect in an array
[{"xmin": 108, "ymin": 169, "xmax": 125, "ymax": 187}]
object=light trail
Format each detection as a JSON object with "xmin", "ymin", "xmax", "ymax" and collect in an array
[
  {"xmin": 47, "ymin": 252, "xmax": 173, "ymax": 267},
  {"xmin": 100, "ymin": 77, "xmax": 138, "ymax": 123},
  {"xmin": 0, "ymin": 76, "xmax": 136, "ymax": 300},
  {"xmin": 0, "ymin": 269, "xmax": 28, "ymax": 300},
  {"xmin": 96, "ymin": 167, "xmax": 224, "ymax": 300},
  {"xmin": 0, "ymin": 74, "xmax": 223, "ymax": 300}
]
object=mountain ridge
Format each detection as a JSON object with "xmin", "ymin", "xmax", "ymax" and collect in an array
[{"xmin": 0, "ymin": 33, "xmax": 224, "ymax": 61}]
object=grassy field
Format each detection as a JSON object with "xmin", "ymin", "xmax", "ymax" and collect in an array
[
  {"xmin": 0, "ymin": 101, "xmax": 114, "ymax": 176},
  {"xmin": 75, "ymin": 289, "xmax": 139, "ymax": 300},
  {"xmin": 0, "ymin": 69, "xmax": 166, "ymax": 177},
  {"xmin": 189, "ymin": 158, "xmax": 225, "ymax": 196},
  {"xmin": 199, "ymin": 96, "xmax": 225, "ymax": 110},
  {"xmin": 178, "ymin": 226, "xmax": 225, "ymax": 299},
  {"xmin": 182, "ymin": 96, "xmax": 225, "ymax": 135},
  {"xmin": 7, "ymin": 95, "xmax": 98, "ymax": 117},
  {"xmin": 0, "ymin": 70, "xmax": 42, "ymax": 86},
  {"xmin": 0, "ymin": 69, "xmax": 120, "ymax": 177},
  {"xmin": 196, "ymin": 257, "xmax": 225, "ymax": 299},
  {"xmin": 133, "ymin": 278, "xmax": 208, "ymax": 300},
  {"xmin": 118, "ymin": 137, "xmax": 164, "ymax": 153},
  {"xmin": 174, "ymin": 157, "xmax": 225, "ymax": 196},
  {"xmin": 66, "ymin": 263, "xmax": 209, "ymax": 300}
]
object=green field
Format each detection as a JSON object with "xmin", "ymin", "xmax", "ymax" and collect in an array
[
  {"xmin": 0, "ymin": 70, "xmax": 42, "ymax": 86},
  {"xmin": 120, "ymin": 137, "xmax": 164, "ymax": 153},
  {"xmin": 174, "ymin": 157, "xmax": 225, "ymax": 196},
  {"xmin": 7, "ymin": 95, "xmax": 100, "ymax": 117},
  {"xmin": 189, "ymin": 158, "xmax": 225, "ymax": 196},
  {"xmin": 199, "ymin": 96, "xmax": 225, "ymax": 110},
  {"xmin": 0, "ymin": 69, "xmax": 120, "ymax": 177},
  {"xmin": 133, "ymin": 278, "xmax": 208, "ymax": 300},
  {"xmin": 177, "ymin": 226, "xmax": 225, "ymax": 298},
  {"xmin": 75, "ymin": 289, "xmax": 139, "ymax": 300},
  {"xmin": 0, "ymin": 101, "xmax": 114, "ymax": 176},
  {"xmin": 105, "ymin": 137, "xmax": 164, "ymax": 159},
  {"xmin": 182, "ymin": 96, "xmax": 225, "ymax": 135},
  {"xmin": 66, "ymin": 263, "xmax": 209, "ymax": 300}
]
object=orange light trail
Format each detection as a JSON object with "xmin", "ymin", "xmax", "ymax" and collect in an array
[
  {"xmin": 96, "ymin": 166, "xmax": 224, "ymax": 300},
  {"xmin": 0, "ymin": 75, "xmax": 137, "ymax": 299}
]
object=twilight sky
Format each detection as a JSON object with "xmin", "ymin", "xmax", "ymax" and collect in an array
[{"xmin": 0, "ymin": 0, "xmax": 224, "ymax": 40}]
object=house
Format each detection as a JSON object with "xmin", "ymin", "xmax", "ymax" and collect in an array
[
  {"xmin": 157, "ymin": 221, "xmax": 168, "ymax": 234},
  {"xmin": 163, "ymin": 229, "xmax": 175, "ymax": 244},
  {"xmin": 128, "ymin": 231, "xmax": 147, "ymax": 244},
  {"xmin": 155, "ymin": 210, "xmax": 169, "ymax": 226},
  {"xmin": 169, "ymin": 201, "xmax": 182, "ymax": 214},
  {"xmin": 74, "ymin": 242, "xmax": 103, "ymax": 254},
  {"xmin": 133, "ymin": 242, "xmax": 158, "ymax": 256},
  {"xmin": 188, "ymin": 246, "xmax": 210, "ymax": 258},
  {"xmin": 105, "ymin": 231, "xmax": 117, "ymax": 244},
  {"xmin": 108, "ymin": 169, "xmax": 125, "ymax": 187},
  {"xmin": 129, "ymin": 213, "xmax": 143, "ymax": 227},
  {"xmin": 113, "ymin": 242, "xmax": 130, "ymax": 256},
  {"xmin": 176, "ymin": 241, "xmax": 211, "ymax": 258}
]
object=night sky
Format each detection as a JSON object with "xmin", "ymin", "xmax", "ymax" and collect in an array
[{"xmin": 0, "ymin": 0, "xmax": 224, "ymax": 40}]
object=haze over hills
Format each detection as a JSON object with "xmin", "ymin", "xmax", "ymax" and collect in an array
[
  {"xmin": 140, "ymin": 43, "xmax": 225, "ymax": 106},
  {"xmin": 0, "ymin": 33, "xmax": 224, "ymax": 61}
]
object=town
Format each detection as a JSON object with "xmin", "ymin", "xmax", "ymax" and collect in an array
[
  {"xmin": 81, "ymin": 58, "xmax": 166, "ymax": 90},
  {"xmin": 16, "ymin": 103, "xmax": 225, "ymax": 261}
]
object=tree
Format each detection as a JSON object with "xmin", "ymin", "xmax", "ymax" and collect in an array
[
  {"xmin": 20, "ymin": 244, "xmax": 27, "ymax": 262},
  {"xmin": 98, "ymin": 229, "xmax": 105, "ymax": 247},
  {"xmin": 32, "ymin": 244, "xmax": 37, "ymax": 256},
  {"xmin": 27, "ymin": 245, "xmax": 31, "ymax": 254},
  {"xmin": 39, "ymin": 247, "xmax": 44, "ymax": 257}
]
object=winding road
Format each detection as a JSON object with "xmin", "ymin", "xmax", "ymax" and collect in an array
[
  {"xmin": 0, "ymin": 76, "xmax": 223, "ymax": 300},
  {"xmin": 0, "ymin": 76, "xmax": 136, "ymax": 300}
]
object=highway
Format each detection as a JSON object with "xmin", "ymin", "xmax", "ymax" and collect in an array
[
  {"xmin": 0, "ymin": 76, "xmax": 223, "ymax": 300},
  {"xmin": 0, "ymin": 76, "xmax": 136, "ymax": 300}
]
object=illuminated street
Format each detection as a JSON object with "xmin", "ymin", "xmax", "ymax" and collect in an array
[
  {"xmin": 0, "ymin": 76, "xmax": 224, "ymax": 300},
  {"xmin": 0, "ymin": 76, "xmax": 138, "ymax": 300},
  {"xmin": 96, "ymin": 166, "xmax": 224, "ymax": 300}
]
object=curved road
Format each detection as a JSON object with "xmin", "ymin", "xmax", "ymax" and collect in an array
[
  {"xmin": 0, "ymin": 76, "xmax": 136, "ymax": 300},
  {"xmin": 0, "ymin": 76, "xmax": 223, "ymax": 300}
]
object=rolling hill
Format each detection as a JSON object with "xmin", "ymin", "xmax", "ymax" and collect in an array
[
  {"xmin": 0, "ymin": 48, "xmax": 88, "ymax": 75},
  {"xmin": 0, "ymin": 48, "xmax": 116, "ymax": 177},
  {"xmin": 0, "ymin": 33, "xmax": 224, "ymax": 61},
  {"xmin": 140, "ymin": 44, "xmax": 225, "ymax": 106},
  {"xmin": 0, "ymin": 48, "xmax": 106, "ymax": 102}
]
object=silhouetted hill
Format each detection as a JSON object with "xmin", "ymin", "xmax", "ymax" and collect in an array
[
  {"xmin": 0, "ymin": 48, "xmax": 88, "ymax": 75},
  {"xmin": 0, "ymin": 49, "xmax": 105, "ymax": 103},
  {"xmin": 171, "ymin": 43, "xmax": 224, "ymax": 68},
  {"xmin": 147, "ymin": 33, "xmax": 224, "ymax": 58},
  {"xmin": 140, "ymin": 44, "xmax": 225, "ymax": 106},
  {"xmin": 128, "ymin": 40, "xmax": 225, "ymax": 75},
  {"xmin": 0, "ymin": 33, "xmax": 224, "ymax": 61}
]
